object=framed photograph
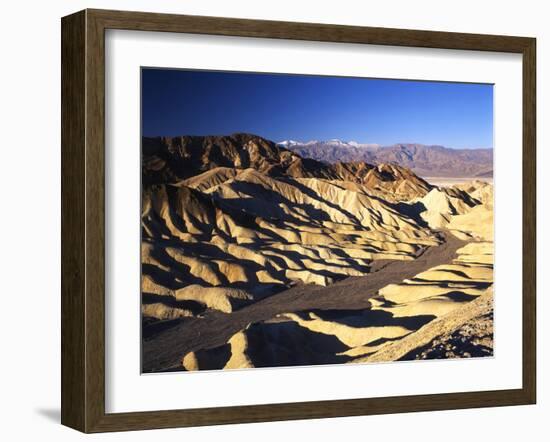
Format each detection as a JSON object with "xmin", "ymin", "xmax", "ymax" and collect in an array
[{"xmin": 61, "ymin": 9, "xmax": 536, "ymax": 433}]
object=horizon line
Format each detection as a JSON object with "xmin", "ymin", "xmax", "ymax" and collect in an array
[
  {"xmin": 276, "ymin": 139, "xmax": 493, "ymax": 150},
  {"xmin": 141, "ymin": 132, "xmax": 493, "ymax": 150}
]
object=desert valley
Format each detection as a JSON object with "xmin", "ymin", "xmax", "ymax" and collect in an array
[{"xmin": 140, "ymin": 133, "xmax": 494, "ymax": 372}]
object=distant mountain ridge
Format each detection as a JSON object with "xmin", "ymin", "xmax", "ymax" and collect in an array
[
  {"xmin": 277, "ymin": 140, "xmax": 493, "ymax": 178},
  {"xmin": 142, "ymin": 133, "xmax": 432, "ymax": 200}
]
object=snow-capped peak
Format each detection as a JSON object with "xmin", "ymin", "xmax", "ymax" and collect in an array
[
  {"xmin": 278, "ymin": 139, "xmax": 380, "ymax": 150},
  {"xmin": 277, "ymin": 140, "xmax": 300, "ymax": 147}
]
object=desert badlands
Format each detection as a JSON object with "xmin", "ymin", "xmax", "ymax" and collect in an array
[{"xmin": 140, "ymin": 134, "xmax": 494, "ymax": 372}]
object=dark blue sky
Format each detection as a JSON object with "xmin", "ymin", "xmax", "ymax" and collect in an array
[{"xmin": 142, "ymin": 68, "xmax": 493, "ymax": 149}]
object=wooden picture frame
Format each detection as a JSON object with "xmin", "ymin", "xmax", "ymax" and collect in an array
[{"xmin": 61, "ymin": 8, "xmax": 536, "ymax": 433}]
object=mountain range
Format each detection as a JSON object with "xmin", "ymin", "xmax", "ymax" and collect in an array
[
  {"xmin": 278, "ymin": 139, "xmax": 493, "ymax": 178},
  {"xmin": 142, "ymin": 133, "xmax": 432, "ymax": 200}
]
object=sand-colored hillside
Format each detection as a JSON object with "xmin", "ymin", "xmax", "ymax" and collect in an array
[
  {"xmin": 416, "ymin": 180, "xmax": 493, "ymax": 241},
  {"xmin": 141, "ymin": 170, "xmax": 445, "ymax": 320},
  {"xmin": 178, "ymin": 237, "xmax": 494, "ymax": 370}
]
